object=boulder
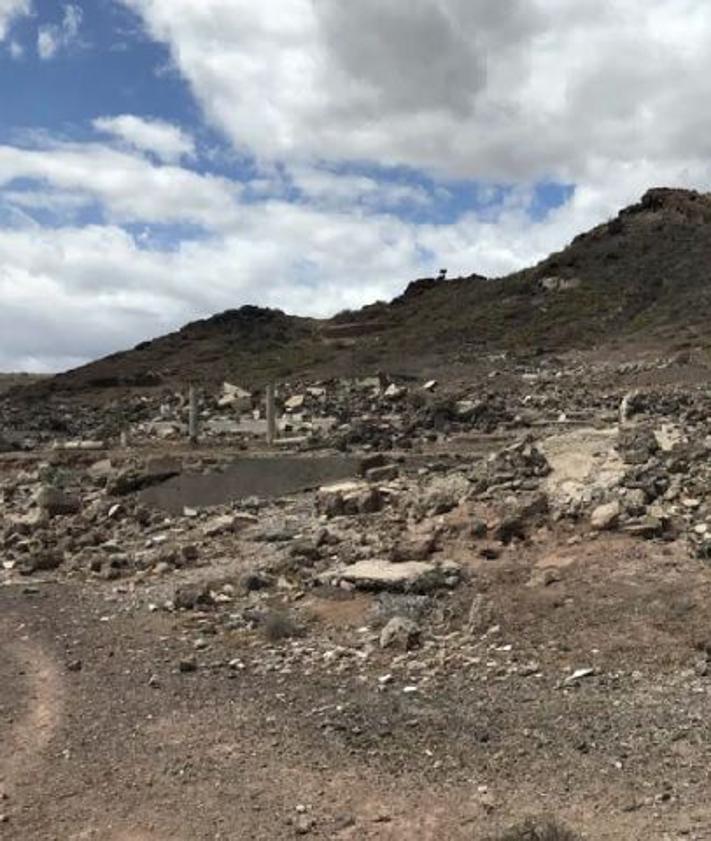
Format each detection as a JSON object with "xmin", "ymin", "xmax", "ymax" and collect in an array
[
  {"xmin": 174, "ymin": 584, "xmax": 213, "ymax": 610},
  {"xmin": 218, "ymin": 383, "xmax": 252, "ymax": 412},
  {"xmin": 591, "ymin": 500, "xmax": 621, "ymax": 531},
  {"xmin": 623, "ymin": 516, "xmax": 664, "ymax": 539},
  {"xmin": 317, "ymin": 481, "xmax": 383, "ymax": 517},
  {"xmin": 36, "ymin": 485, "xmax": 80, "ymax": 517},
  {"xmin": 420, "ymin": 473, "xmax": 470, "ymax": 515},
  {"xmin": 20, "ymin": 550, "xmax": 63, "ymax": 575},
  {"xmin": 0, "ymin": 433, "xmax": 18, "ymax": 453},
  {"xmin": 390, "ymin": 533, "xmax": 435, "ymax": 562},
  {"xmin": 492, "ymin": 493, "xmax": 548, "ymax": 544},
  {"xmin": 203, "ymin": 513, "xmax": 257, "ymax": 537},
  {"xmin": 379, "ymin": 616, "xmax": 421, "ymax": 650}
]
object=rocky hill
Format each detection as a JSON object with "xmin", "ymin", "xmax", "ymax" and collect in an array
[{"xmin": 23, "ymin": 187, "xmax": 711, "ymax": 396}]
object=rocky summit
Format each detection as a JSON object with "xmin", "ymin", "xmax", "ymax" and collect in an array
[{"xmin": 5, "ymin": 190, "xmax": 711, "ymax": 840}]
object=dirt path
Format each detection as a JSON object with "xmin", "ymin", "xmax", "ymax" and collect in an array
[{"xmin": 2, "ymin": 557, "xmax": 711, "ymax": 841}]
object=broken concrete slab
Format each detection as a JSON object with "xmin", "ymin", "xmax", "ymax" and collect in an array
[
  {"xmin": 325, "ymin": 559, "xmax": 458, "ymax": 593},
  {"xmin": 540, "ymin": 428, "xmax": 625, "ymax": 511}
]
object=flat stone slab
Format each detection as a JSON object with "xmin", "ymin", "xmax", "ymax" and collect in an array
[
  {"xmin": 327, "ymin": 559, "xmax": 458, "ymax": 593},
  {"xmin": 540, "ymin": 427, "xmax": 624, "ymax": 508}
]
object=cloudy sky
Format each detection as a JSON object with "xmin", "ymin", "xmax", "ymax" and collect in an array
[{"xmin": 1, "ymin": 0, "xmax": 711, "ymax": 371}]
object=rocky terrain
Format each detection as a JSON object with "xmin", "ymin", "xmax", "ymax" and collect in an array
[{"xmin": 4, "ymin": 190, "xmax": 711, "ymax": 839}]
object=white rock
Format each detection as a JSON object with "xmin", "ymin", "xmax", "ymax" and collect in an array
[
  {"xmin": 284, "ymin": 394, "xmax": 306, "ymax": 411},
  {"xmin": 329, "ymin": 559, "xmax": 449, "ymax": 592},
  {"xmin": 590, "ymin": 500, "xmax": 621, "ymax": 531}
]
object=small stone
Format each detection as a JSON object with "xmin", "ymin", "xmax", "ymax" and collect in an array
[
  {"xmin": 178, "ymin": 658, "xmax": 198, "ymax": 673},
  {"xmin": 295, "ymin": 814, "xmax": 315, "ymax": 835},
  {"xmin": 181, "ymin": 544, "xmax": 199, "ymax": 562},
  {"xmin": 565, "ymin": 667, "xmax": 595, "ymax": 684},
  {"xmin": 153, "ymin": 561, "xmax": 172, "ymax": 575},
  {"xmin": 333, "ymin": 815, "xmax": 356, "ymax": 832},
  {"xmin": 66, "ymin": 659, "xmax": 82, "ymax": 672}
]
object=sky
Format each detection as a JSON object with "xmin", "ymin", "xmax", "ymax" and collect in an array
[{"xmin": 2, "ymin": 1, "xmax": 711, "ymax": 371}]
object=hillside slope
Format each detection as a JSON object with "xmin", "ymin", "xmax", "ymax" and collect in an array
[{"xmin": 28, "ymin": 187, "xmax": 711, "ymax": 395}]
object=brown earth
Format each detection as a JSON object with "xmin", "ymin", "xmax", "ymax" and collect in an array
[{"xmin": 3, "ymin": 527, "xmax": 711, "ymax": 840}]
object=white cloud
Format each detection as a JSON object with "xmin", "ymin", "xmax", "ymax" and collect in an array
[
  {"xmin": 8, "ymin": 38, "xmax": 23, "ymax": 58},
  {"xmin": 36, "ymin": 26, "xmax": 57, "ymax": 59},
  {"xmin": 5, "ymin": 128, "xmax": 711, "ymax": 372},
  {"xmin": 37, "ymin": 2, "xmax": 82, "ymax": 60},
  {"xmin": 93, "ymin": 115, "xmax": 195, "ymax": 163},
  {"xmin": 121, "ymin": 0, "xmax": 711, "ymax": 186},
  {"xmin": 0, "ymin": 140, "xmax": 241, "ymax": 227},
  {"xmin": 0, "ymin": 211, "xmax": 420, "ymax": 370},
  {"xmin": 7, "ymin": 1, "xmax": 711, "ymax": 370},
  {"xmin": 289, "ymin": 165, "xmax": 429, "ymax": 210},
  {"xmin": 0, "ymin": 0, "xmax": 30, "ymax": 41}
]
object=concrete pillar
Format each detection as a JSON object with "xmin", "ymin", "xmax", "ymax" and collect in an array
[
  {"xmin": 188, "ymin": 384, "xmax": 199, "ymax": 445},
  {"xmin": 266, "ymin": 383, "xmax": 276, "ymax": 445}
]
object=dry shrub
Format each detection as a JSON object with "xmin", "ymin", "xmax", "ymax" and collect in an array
[
  {"xmin": 488, "ymin": 817, "xmax": 581, "ymax": 841},
  {"xmin": 261, "ymin": 610, "xmax": 300, "ymax": 642}
]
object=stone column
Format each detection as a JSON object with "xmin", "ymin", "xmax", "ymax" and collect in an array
[
  {"xmin": 266, "ymin": 383, "xmax": 276, "ymax": 445},
  {"xmin": 188, "ymin": 384, "xmax": 199, "ymax": 445}
]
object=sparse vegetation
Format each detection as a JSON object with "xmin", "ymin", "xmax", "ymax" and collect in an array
[
  {"xmin": 261, "ymin": 610, "xmax": 301, "ymax": 642},
  {"xmin": 487, "ymin": 817, "xmax": 582, "ymax": 841}
]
